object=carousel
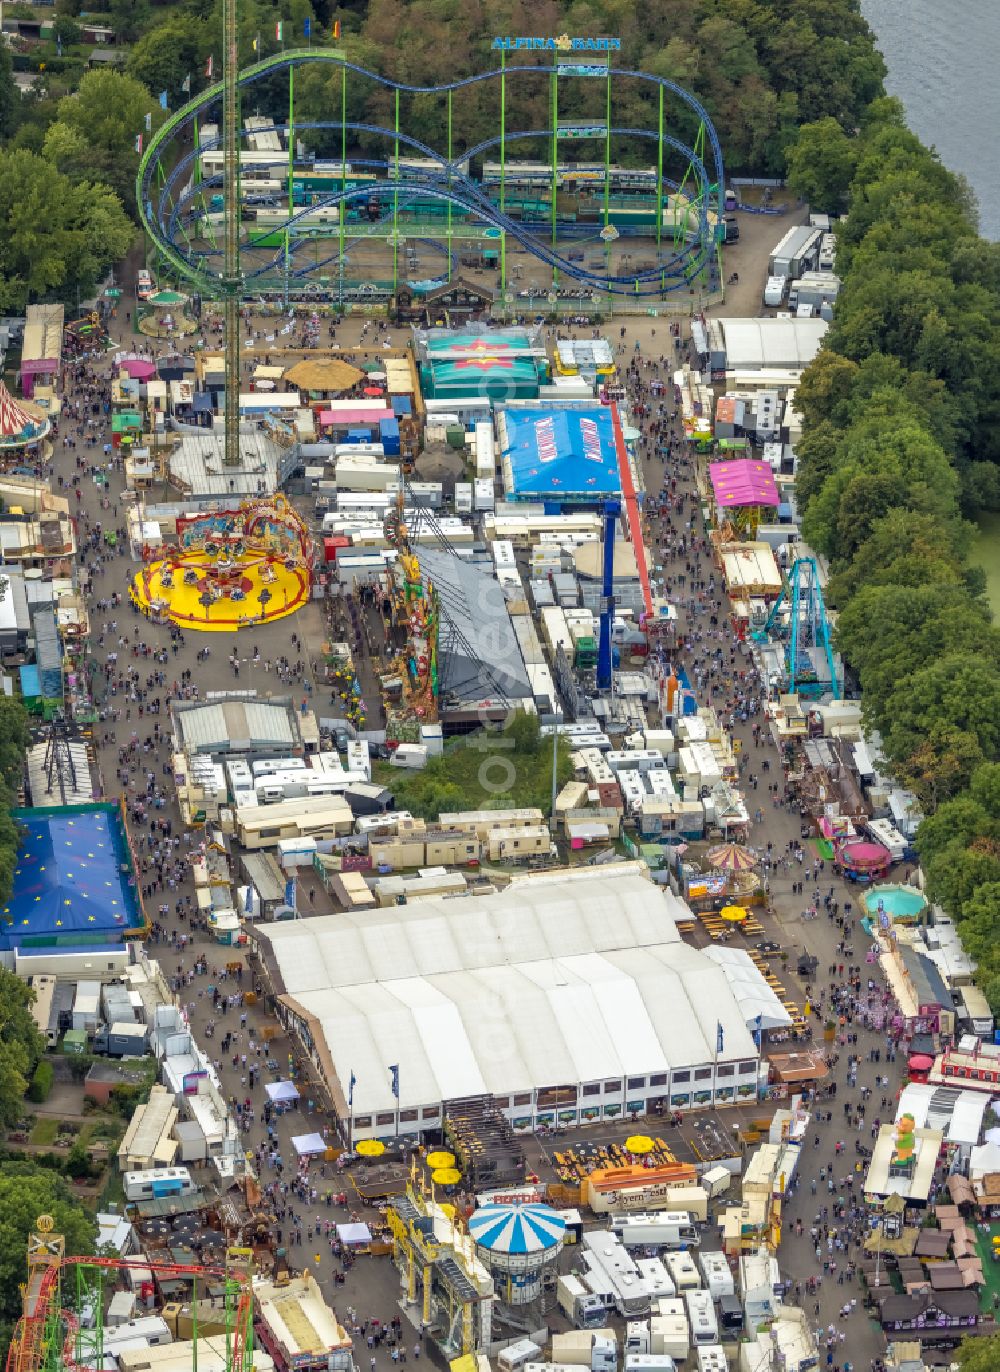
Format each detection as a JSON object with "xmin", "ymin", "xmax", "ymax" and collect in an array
[
  {"xmin": 0, "ymin": 378, "xmax": 51, "ymax": 464},
  {"xmin": 138, "ymin": 288, "xmax": 197, "ymax": 339},
  {"xmin": 130, "ymin": 495, "xmax": 313, "ymax": 632}
]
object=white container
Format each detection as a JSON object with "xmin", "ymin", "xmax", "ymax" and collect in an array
[{"xmin": 498, "ymin": 1340, "xmax": 542, "ymax": 1372}]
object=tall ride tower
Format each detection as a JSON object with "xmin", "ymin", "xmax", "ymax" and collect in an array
[{"xmin": 221, "ymin": 0, "xmax": 242, "ymax": 467}]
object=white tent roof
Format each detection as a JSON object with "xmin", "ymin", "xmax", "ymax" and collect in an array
[
  {"xmin": 720, "ymin": 317, "xmax": 828, "ymax": 371},
  {"xmin": 702, "ymin": 945, "xmax": 793, "ymax": 1031},
  {"xmin": 256, "ymin": 872, "xmax": 758, "ymax": 1115}
]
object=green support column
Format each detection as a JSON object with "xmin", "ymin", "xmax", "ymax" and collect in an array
[
  {"xmin": 339, "ymin": 60, "xmax": 346, "ymax": 304},
  {"xmin": 500, "ymin": 50, "xmax": 506, "ymax": 218},
  {"xmin": 286, "ymin": 65, "xmax": 294, "ymax": 285},
  {"xmin": 656, "ymin": 84, "xmax": 664, "ymax": 248},
  {"xmin": 447, "ymin": 88, "xmax": 453, "ymax": 282},
  {"xmin": 550, "ymin": 53, "xmax": 558, "ymax": 280},
  {"xmin": 603, "ymin": 51, "xmax": 611, "ymax": 230},
  {"xmin": 393, "ymin": 87, "xmax": 400, "ymax": 293},
  {"xmin": 501, "ymin": 230, "xmax": 506, "ymax": 295}
]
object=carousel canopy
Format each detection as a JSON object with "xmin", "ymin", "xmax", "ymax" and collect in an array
[
  {"xmin": 0, "ymin": 379, "xmax": 48, "ymax": 445},
  {"xmin": 468, "ymin": 1204, "xmax": 566, "ymax": 1255}
]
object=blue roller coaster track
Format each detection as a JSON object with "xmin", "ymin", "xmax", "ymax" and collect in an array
[{"xmin": 138, "ymin": 51, "xmax": 726, "ymax": 301}]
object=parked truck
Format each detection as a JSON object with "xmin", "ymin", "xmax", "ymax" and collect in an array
[
  {"xmin": 558, "ymin": 1274, "xmax": 609, "ymax": 1329},
  {"xmin": 610, "ymin": 1211, "xmax": 699, "ymax": 1249},
  {"xmin": 768, "ymin": 225, "xmax": 822, "ymax": 279},
  {"xmin": 550, "ymin": 1333, "xmax": 617, "ymax": 1372}
]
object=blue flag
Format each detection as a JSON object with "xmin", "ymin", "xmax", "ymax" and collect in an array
[
  {"xmin": 303, "ymin": 16, "xmax": 311, "ymax": 36},
  {"xmin": 348, "ymin": 1069, "xmax": 356, "ymax": 1108},
  {"xmin": 159, "ymin": 90, "xmax": 168, "ymax": 110},
  {"xmin": 716, "ymin": 1021, "xmax": 724, "ymax": 1056},
  {"xmin": 388, "ymin": 1064, "xmax": 399, "ymax": 1099}
]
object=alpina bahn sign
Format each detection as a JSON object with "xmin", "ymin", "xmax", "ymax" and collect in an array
[{"xmin": 492, "ymin": 35, "xmax": 622, "ymax": 51}]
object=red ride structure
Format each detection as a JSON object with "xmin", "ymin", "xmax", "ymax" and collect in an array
[{"xmin": 6, "ymin": 1216, "xmax": 254, "ymax": 1372}]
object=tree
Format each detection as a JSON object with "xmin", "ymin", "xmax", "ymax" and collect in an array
[
  {"xmin": 0, "ymin": 149, "xmax": 133, "ymax": 312},
  {"xmin": 834, "ymin": 583, "xmax": 997, "ymax": 719},
  {"xmin": 926, "ymin": 840, "xmax": 1000, "ymax": 920},
  {"xmin": 127, "ymin": 19, "xmax": 208, "ymax": 105},
  {"xmin": 108, "ymin": 0, "xmax": 149, "ymax": 44},
  {"xmin": 0, "ymin": 35, "xmax": 17, "ymax": 141},
  {"xmin": 0, "ymin": 1163, "xmax": 95, "ymax": 1329},
  {"xmin": 0, "ymin": 967, "xmax": 44, "ymax": 1128},
  {"xmin": 786, "ymin": 117, "xmax": 857, "ymax": 212},
  {"xmin": 44, "ymin": 69, "xmax": 163, "ymax": 212},
  {"xmin": 881, "ymin": 653, "xmax": 1000, "ymax": 770},
  {"xmin": 893, "ymin": 725, "xmax": 986, "ymax": 812},
  {"xmin": 954, "ymin": 883, "xmax": 1000, "ymax": 966},
  {"xmin": 959, "ymin": 1332, "xmax": 1000, "ymax": 1372}
]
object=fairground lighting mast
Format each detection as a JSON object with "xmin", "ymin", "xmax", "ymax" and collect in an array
[{"xmin": 221, "ymin": 0, "xmax": 242, "ymax": 467}]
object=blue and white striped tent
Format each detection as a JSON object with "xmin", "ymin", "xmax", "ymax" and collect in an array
[{"xmin": 467, "ymin": 1204, "xmax": 566, "ymax": 1255}]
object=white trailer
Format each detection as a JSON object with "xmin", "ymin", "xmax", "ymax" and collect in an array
[{"xmin": 611, "ymin": 1212, "xmax": 700, "ymax": 1249}]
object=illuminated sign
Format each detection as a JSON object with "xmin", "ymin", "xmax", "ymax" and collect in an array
[
  {"xmin": 493, "ymin": 34, "xmax": 621, "ymax": 52},
  {"xmin": 556, "ymin": 64, "xmax": 608, "ymax": 77}
]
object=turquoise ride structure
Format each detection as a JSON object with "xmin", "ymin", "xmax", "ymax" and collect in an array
[{"xmin": 137, "ymin": 49, "xmax": 726, "ymax": 304}]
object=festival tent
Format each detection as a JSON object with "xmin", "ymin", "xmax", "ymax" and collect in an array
[
  {"xmin": 336, "ymin": 1222, "xmax": 372, "ymax": 1246},
  {"xmin": 0, "ymin": 379, "xmax": 50, "ymax": 448},
  {"xmin": 265, "ymin": 1080, "xmax": 300, "ymax": 1103},
  {"xmin": 292, "ymin": 1133, "xmax": 328, "ymax": 1156}
]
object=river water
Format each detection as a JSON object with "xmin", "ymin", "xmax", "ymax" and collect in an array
[{"xmin": 861, "ymin": 0, "xmax": 1000, "ymax": 240}]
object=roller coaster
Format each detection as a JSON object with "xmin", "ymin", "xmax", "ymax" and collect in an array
[
  {"xmin": 138, "ymin": 50, "xmax": 726, "ymax": 303},
  {"xmin": 5, "ymin": 1216, "xmax": 254, "ymax": 1372}
]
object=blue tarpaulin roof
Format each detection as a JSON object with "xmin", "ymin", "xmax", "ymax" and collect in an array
[
  {"xmin": 19, "ymin": 664, "xmax": 40, "ymax": 697},
  {"xmin": 501, "ymin": 406, "xmax": 621, "ymax": 501},
  {"xmin": 1, "ymin": 806, "xmax": 142, "ymax": 949}
]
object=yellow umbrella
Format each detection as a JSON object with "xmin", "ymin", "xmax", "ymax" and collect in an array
[
  {"xmin": 720, "ymin": 905, "xmax": 747, "ymax": 923},
  {"xmin": 356, "ymin": 1139, "xmax": 385, "ymax": 1158},
  {"xmin": 439, "ymin": 1202, "xmax": 457, "ymax": 1219},
  {"xmin": 426, "ymin": 1150, "xmax": 456, "ymax": 1169},
  {"xmin": 625, "ymin": 1134, "xmax": 655, "ymax": 1155},
  {"xmin": 432, "ymin": 1167, "xmax": 462, "ymax": 1186}
]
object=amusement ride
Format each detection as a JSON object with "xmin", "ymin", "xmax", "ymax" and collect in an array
[
  {"xmin": 130, "ymin": 493, "xmax": 314, "ymax": 632},
  {"xmin": 138, "ymin": 48, "xmax": 727, "ymax": 305}
]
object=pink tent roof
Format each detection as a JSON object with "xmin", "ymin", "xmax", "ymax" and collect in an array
[
  {"xmin": 0, "ymin": 380, "xmax": 47, "ymax": 444},
  {"xmin": 318, "ymin": 407, "xmax": 393, "ymax": 426},
  {"xmin": 119, "ymin": 358, "xmax": 157, "ymax": 381},
  {"xmin": 839, "ymin": 840, "xmax": 890, "ymax": 869},
  {"xmin": 709, "ymin": 458, "xmax": 780, "ymax": 508}
]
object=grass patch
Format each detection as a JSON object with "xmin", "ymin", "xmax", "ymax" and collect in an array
[
  {"xmin": 372, "ymin": 716, "xmax": 571, "ymax": 822},
  {"xmin": 30, "ymin": 1118, "xmax": 59, "ymax": 1146}
]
